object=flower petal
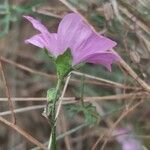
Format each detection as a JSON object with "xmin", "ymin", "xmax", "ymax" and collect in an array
[
  {"xmin": 24, "ymin": 16, "xmax": 60, "ymax": 56},
  {"xmin": 25, "ymin": 33, "xmax": 59, "ymax": 56},
  {"xmin": 79, "ymin": 52, "xmax": 119, "ymax": 71},
  {"xmin": 115, "ymin": 127, "xmax": 142, "ymax": 150},
  {"xmin": 73, "ymin": 33, "xmax": 117, "ymax": 64},
  {"xmin": 44, "ymin": 33, "xmax": 59, "ymax": 56},
  {"xmin": 57, "ymin": 13, "xmax": 93, "ymax": 54},
  {"xmin": 23, "ymin": 16, "xmax": 49, "ymax": 34},
  {"xmin": 25, "ymin": 34, "xmax": 45, "ymax": 48}
]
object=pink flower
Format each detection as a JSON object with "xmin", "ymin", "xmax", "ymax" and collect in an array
[
  {"xmin": 114, "ymin": 127, "xmax": 142, "ymax": 150},
  {"xmin": 24, "ymin": 13, "xmax": 119, "ymax": 70}
]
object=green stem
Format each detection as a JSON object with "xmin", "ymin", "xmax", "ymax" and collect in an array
[{"xmin": 48, "ymin": 78, "xmax": 62, "ymax": 150}]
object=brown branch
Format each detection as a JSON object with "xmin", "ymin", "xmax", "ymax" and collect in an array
[
  {"xmin": 0, "ymin": 105, "xmax": 45, "ymax": 116},
  {"xmin": 118, "ymin": 5, "xmax": 150, "ymax": 33},
  {"xmin": 0, "ymin": 92, "xmax": 149, "ymax": 103},
  {"xmin": 61, "ymin": 109, "xmax": 72, "ymax": 150},
  {"xmin": 0, "ymin": 116, "xmax": 48, "ymax": 150},
  {"xmin": 0, "ymin": 56, "xmax": 56, "ymax": 80},
  {"xmin": 0, "ymin": 60, "xmax": 16, "ymax": 124},
  {"xmin": 119, "ymin": 59, "xmax": 150, "ymax": 92},
  {"xmin": 72, "ymin": 71, "xmax": 139, "ymax": 90},
  {"xmin": 0, "ymin": 57, "xmax": 137, "ymax": 90},
  {"xmin": 118, "ymin": 0, "xmax": 150, "ymax": 29},
  {"xmin": 32, "ymin": 7, "xmax": 63, "ymax": 19}
]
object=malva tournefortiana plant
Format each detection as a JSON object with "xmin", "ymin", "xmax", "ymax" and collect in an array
[{"xmin": 24, "ymin": 13, "xmax": 120, "ymax": 150}]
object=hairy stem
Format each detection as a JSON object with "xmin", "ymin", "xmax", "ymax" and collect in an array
[{"xmin": 48, "ymin": 79, "xmax": 63, "ymax": 150}]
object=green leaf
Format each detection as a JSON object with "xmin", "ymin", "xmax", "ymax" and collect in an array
[
  {"xmin": 55, "ymin": 49, "xmax": 72, "ymax": 79},
  {"xmin": 43, "ymin": 88, "xmax": 58, "ymax": 119},
  {"xmin": 47, "ymin": 88, "xmax": 57, "ymax": 102},
  {"xmin": 83, "ymin": 103, "xmax": 100, "ymax": 125},
  {"xmin": 67, "ymin": 103, "xmax": 100, "ymax": 125}
]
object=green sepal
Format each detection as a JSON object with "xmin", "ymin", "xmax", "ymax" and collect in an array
[
  {"xmin": 43, "ymin": 88, "xmax": 58, "ymax": 119},
  {"xmin": 55, "ymin": 49, "xmax": 72, "ymax": 79}
]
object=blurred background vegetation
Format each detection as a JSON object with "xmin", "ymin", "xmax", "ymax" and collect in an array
[{"xmin": 0, "ymin": 0, "xmax": 150, "ymax": 150}]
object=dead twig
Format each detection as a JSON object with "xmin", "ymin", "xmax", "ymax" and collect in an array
[
  {"xmin": 0, "ymin": 56, "xmax": 56, "ymax": 80},
  {"xmin": 0, "ymin": 92, "xmax": 150, "ymax": 117},
  {"xmin": 32, "ymin": 7, "xmax": 63, "ymax": 19},
  {"xmin": 0, "ymin": 60, "xmax": 16, "ymax": 124},
  {"xmin": 0, "ymin": 92, "xmax": 149, "ymax": 103},
  {"xmin": 55, "ymin": 73, "xmax": 71, "ymax": 120},
  {"xmin": 61, "ymin": 109, "xmax": 72, "ymax": 150},
  {"xmin": 0, "ymin": 105, "xmax": 45, "ymax": 116},
  {"xmin": 119, "ymin": 59, "xmax": 150, "ymax": 92},
  {"xmin": 0, "ymin": 57, "xmax": 137, "ymax": 90},
  {"xmin": 0, "ymin": 116, "xmax": 48, "ymax": 150}
]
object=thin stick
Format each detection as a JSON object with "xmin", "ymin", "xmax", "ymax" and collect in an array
[
  {"xmin": 0, "ymin": 92, "xmax": 149, "ymax": 117},
  {"xmin": 91, "ymin": 134, "xmax": 104, "ymax": 150},
  {"xmin": 0, "ymin": 56, "xmax": 56, "ymax": 80},
  {"xmin": 0, "ymin": 116, "xmax": 48, "ymax": 150},
  {"xmin": 119, "ymin": 59, "xmax": 150, "ymax": 92},
  {"xmin": 32, "ymin": 7, "xmax": 62, "ymax": 19},
  {"xmin": 0, "ymin": 60, "xmax": 16, "ymax": 124},
  {"xmin": 32, "ymin": 124, "xmax": 86, "ymax": 150},
  {"xmin": 61, "ymin": 109, "xmax": 72, "ymax": 150},
  {"xmin": 72, "ymin": 71, "xmax": 135, "ymax": 90},
  {"xmin": 119, "ymin": 5, "xmax": 150, "ymax": 33},
  {"xmin": 55, "ymin": 74, "xmax": 71, "ymax": 120},
  {"xmin": 0, "ymin": 92, "xmax": 150, "ymax": 102},
  {"xmin": 118, "ymin": 0, "xmax": 150, "ymax": 31},
  {"xmin": 0, "ymin": 105, "xmax": 45, "ymax": 116},
  {"xmin": 0, "ymin": 57, "xmax": 139, "ymax": 90},
  {"xmin": 58, "ymin": 0, "xmax": 78, "ymax": 13}
]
